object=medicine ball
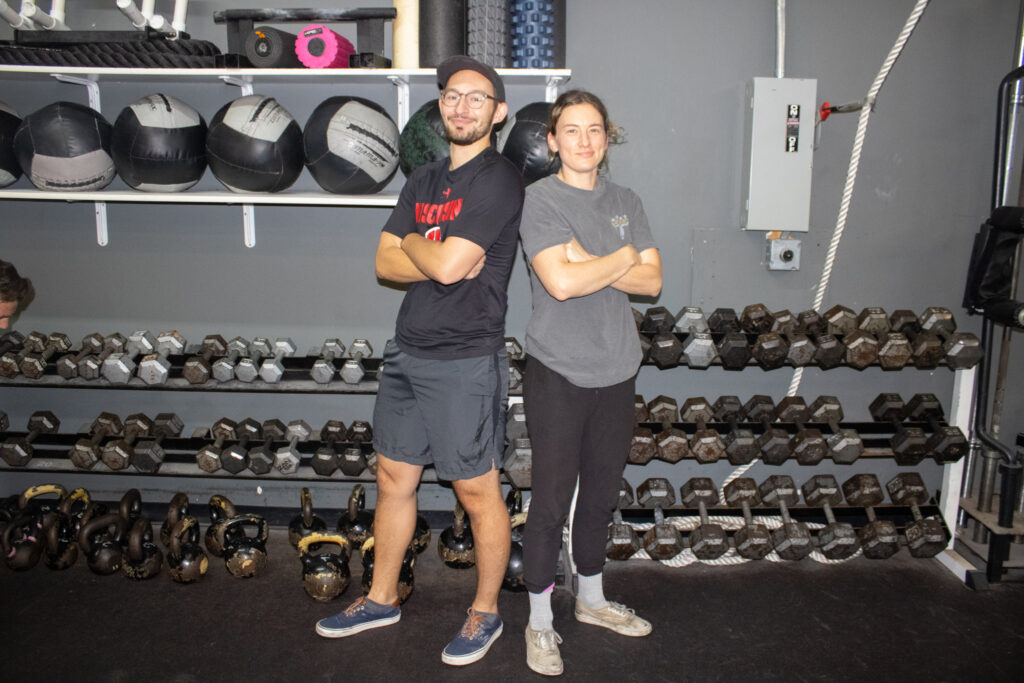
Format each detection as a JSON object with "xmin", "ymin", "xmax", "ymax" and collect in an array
[
  {"xmin": 398, "ymin": 99, "xmax": 448, "ymax": 177},
  {"xmin": 497, "ymin": 101, "xmax": 559, "ymax": 184},
  {"xmin": 205, "ymin": 94, "xmax": 303, "ymax": 193},
  {"xmin": 12, "ymin": 101, "xmax": 115, "ymax": 191},
  {"xmin": 303, "ymin": 96, "xmax": 399, "ymax": 194},
  {"xmin": 0, "ymin": 100, "xmax": 21, "ymax": 188},
  {"xmin": 111, "ymin": 94, "xmax": 207, "ymax": 192}
]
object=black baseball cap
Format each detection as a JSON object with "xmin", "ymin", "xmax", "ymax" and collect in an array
[{"xmin": 436, "ymin": 55, "xmax": 505, "ymax": 102}]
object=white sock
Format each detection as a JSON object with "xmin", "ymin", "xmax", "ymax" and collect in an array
[
  {"xmin": 577, "ymin": 572, "xmax": 608, "ymax": 610},
  {"xmin": 528, "ymin": 586, "xmax": 554, "ymax": 631}
]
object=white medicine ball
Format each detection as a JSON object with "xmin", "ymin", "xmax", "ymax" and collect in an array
[
  {"xmin": 206, "ymin": 94, "xmax": 303, "ymax": 193},
  {"xmin": 111, "ymin": 93, "xmax": 207, "ymax": 192},
  {"xmin": 12, "ymin": 101, "xmax": 116, "ymax": 191},
  {"xmin": 303, "ymin": 96, "xmax": 400, "ymax": 194}
]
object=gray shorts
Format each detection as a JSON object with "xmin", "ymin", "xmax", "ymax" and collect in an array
[{"xmin": 372, "ymin": 340, "xmax": 509, "ymax": 481}]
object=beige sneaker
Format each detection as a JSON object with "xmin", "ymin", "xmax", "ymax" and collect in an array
[
  {"xmin": 525, "ymin": 626, "xmax": 564, "ymax": 676},
  {"xmin": 574, "ymin": 601, "xmax": 652, "ymax": 637}
]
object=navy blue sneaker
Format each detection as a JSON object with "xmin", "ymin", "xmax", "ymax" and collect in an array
[
  {"xmin": 315, "ymin": 596, "xmax": 401, "ymax": 638},
  {"xmin": 441, "ymin": 608, "xmax": 504, "ymax": 666}
]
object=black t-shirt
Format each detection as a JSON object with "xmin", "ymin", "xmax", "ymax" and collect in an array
[{"xmin": 383, "ymin": 147, "xmax": 525, "ymax": 359}]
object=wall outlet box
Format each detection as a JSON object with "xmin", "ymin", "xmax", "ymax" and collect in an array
[
  {"xmin": 766, "ymin": 238, "xmax": 801, "ymax": 270},
  {"xmin": 741, "ymin": 77, "xmax": 817, "ymax": 232}
]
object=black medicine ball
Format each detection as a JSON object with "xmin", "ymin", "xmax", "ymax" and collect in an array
[
  {"xmin": 303, "ymin": 96, "xmax": 400, "ymax": 194},
  {"xmin": 0, "ymin": 100, "xmax": 21, "ymax": 188},
  {"xmin": 497, "ymin": 101, "xmax": 560, "ymax": 184},
  {"xmin": 13, "ymin": 100, "xmax": 115, "ymax": 191},
  {"xmin": 206, "ymin": 94, "xmax": 303, "ymax": 193},
  {"xmin": 112, "ymin": 93, "xmax": 207, "ymax": 192}
]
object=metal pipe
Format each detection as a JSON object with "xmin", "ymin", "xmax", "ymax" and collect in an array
[
  {"xmin": 998, "ymin": 461, "xmax": 1021, "ymax": 528},
  {"xmin": 50, "ymin": 0, "xmax": 64, "ymax": 23},
  {"xmin": 775, "ymin": 0, "xmax": 786, "ymax": 78},
  {"xmin": 148, "ymin": 12, "xmax": 177, "ymax": 38},
  {"xmin": 20, "ymin": 0, "xmax": 67, "ymax": 29},
  {"xmin": 0, "ymin": 0, "xmax": 27, "ymax": 27},
  {"xmin": 973, "ymin": 447, "xmax": 1000, "ymax": 543},
  {"xmin": 140, "ymin": 0, "xmax": 154, "ymax": 20},
  {"xmin": 171, "ymin": 0, "xmax": 187, "ymax": 32},
  {"xmin": 115, "ymin": 0, "xmax": 147, "ymax": 29}
]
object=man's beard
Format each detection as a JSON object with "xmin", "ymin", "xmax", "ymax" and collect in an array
[{"xmin": 444, "ymin": 116, "xmax": 492, "ymax": 146}]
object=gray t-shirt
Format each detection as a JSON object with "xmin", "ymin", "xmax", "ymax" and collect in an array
[{"xmin": 519, "ymin": 175, "xmax": 658, "ymax": 388}]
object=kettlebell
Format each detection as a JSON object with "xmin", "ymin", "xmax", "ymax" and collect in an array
[
  {"xmin": 2, "ymin": 514, "xmax": 45, "ymax": 570},
  {"xmin": 205, "ymin": 494, "xmax": 240, "ymax": 557},
  {"xmin": 167, "ymin": 516, "xmax": 208, "ymax": 584},
  {"xmin": 79, "ymin": 512, "xmax": 126, "ymax": 575},
  {"xmin": 298, "ymin": 532, "xmax": 351, "ymax": 601},
  {"xmin": 360, "ymin": 536, "xmax": 416, "ymax": 604},
  {"xmin": 216, "ymin": 514, "xmax": 269, "ymax": 578},
  {"xmin": 337, "ymin": 484, "xmax": 374, "ymax": 547},
  {"xmin": 44, "ymin": 509, "xmax": 79, "ymax": 570},
  {"xmin": 18, "ymin": 483, "xmax": 67, "ymax": 532},
  {"xmin": 411, "ymin": 514, "xmax": 431, "ymax": 555},
  {"xmin": 122, "ymin": 518, "xmax": 163, "ymax": 580},
  {"xmin": 288, "ymin": 487, "xmax": 327, "ymax": 551},
  {"xmin": 438, "ymin": 500, "xmax": 475, "ymax": 569},
  {"xmin": 160, "ymin": 492, "xmax": 190, "ymax": 548},
  {"xmin": 60, "ymin": 488, "xmax": 104, "ymax": 540}
]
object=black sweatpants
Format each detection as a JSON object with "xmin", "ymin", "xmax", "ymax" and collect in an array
[{"xmin": 521, "ymin": 355, "xmax": 635, "ymax": 593}]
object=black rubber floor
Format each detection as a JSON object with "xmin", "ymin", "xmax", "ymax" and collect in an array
[{"xmin": 2, "ymin": 527, "xmax": 1022, "ymax": 682}]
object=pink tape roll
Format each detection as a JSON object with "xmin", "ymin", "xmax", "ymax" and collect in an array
[{"xmin": 295, "ymin": 24, "xmax": 356, "ymax": 69}]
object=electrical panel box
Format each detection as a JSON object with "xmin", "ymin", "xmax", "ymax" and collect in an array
[{"xmin": 741, "ymin": 77, "xmax": 817, "ymax": 232}]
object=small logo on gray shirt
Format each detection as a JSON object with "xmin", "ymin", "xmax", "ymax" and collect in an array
[{"xmin": 611, "ymin": 215, "xmax": 629, "ymax": 239}]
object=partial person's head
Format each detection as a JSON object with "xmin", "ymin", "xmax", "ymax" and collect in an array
[
  {"xmin": 436, "ymin": 56, "xmax": 508, "ymax": 146},
  {"xmin": 547, "ymin": 90, "xmax": 623, "ymax": 174},
  {"xmin": 0, "ymin": 260, "xmax": 31, "ymax": 330}
]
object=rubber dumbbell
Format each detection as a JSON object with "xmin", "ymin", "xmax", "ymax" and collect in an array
[
  {"xmin": 2, "ymin": 330, "xmax": 43, "ymax": 377},
  {"xmin": 340, "ymin": 420, "xmax": 373, "ymax": 476},
  {"xmin": 248, "ymin": 419, "xmax": 286, "ymax": 475},
  {"xmin": 132, "ymin": 413, "xmax": 184, "ymax": 473},
  {"xmin": 904, "ymin": 393, "xmax": 968, "ymax": 464},
  {"xmin": 842, "ymin": 473, "xmax": 900, "ymax": 559},
  {"xmin": 195, "ymin": 418, "xmax": 238, "ymax": 473},
  {"xmin": 724, "ymin": 478, "xmax": 772, "ymax": 560},
  {"xmin": 212, "ymin": 337, "xmax": 250, "ymax": 382},
  {"xmin": 275, "ymin": 419, "xmax": 311, "ymax": 475},
  {"xmin": 1, "ymin": 410, "xmax": 59, "ymax": 466},
  {"xmin": 234, "ymin": 337, "xmax": 272, "ymax": 383},
  {"xmin": 801, "ymin": 474, "xmax": 860, "ymax": 559},
  {"xmin": 768, "ymin": 310, "xmax": 817, "ymax": 367},
  {"xmin": 758, "ymin": 474, "xmax": 813, "ymax": 560},
  {"xmin": 744, "ymin": 395, "xmax": 791, "ymax": 465},
  {"xmin": 20, "ymin": 332, "xmax": 71, "ymax": 379},
  {"xmin": 102, "ymin": 330, "xmax": 157, "ymax": 384},
  {"xmin": 77, "ymin": 333, "xmax": 126, "ymax": 380},
  {"xmin": 797, "ymin": 309, "xmax": 826, "ymax": 336},
  {"xmin": 643, "ymin": 307, "xmax": 683, "ymax": 369},
  {"xmin": 69, "ymin": 412, "xmax": 123, "ymax": 470},
  {"xmin": 221, "ymin": 418, "xmax": 262, "ymax": 473},
  {"xmin": 311, "ymin": 420, "xmax": 347, "ymax": 476},
  {"xmin": 876, "ymin": 328, "xmax": 913, "ymax": 370},
  {"xmin": 0, "ymin": 332, "xmax": 26, "ymax": 378},
  {"xmin": 0, "ymin": 330, "xmax": 24, "ymax": 357},
  {"xmin": 681, "ymin": 397, "xmax": 725, "ymax": 463},
  {"xmin": 340, "ymin": 339, "xmax": 374, "ymax": 385},
  {"xmin": 774, "ymin": 396, "xmax": 828, "ymax": 466},
  {"xmin": 637, "ymin": 477, "xmax": 682, "ymax": 560},
  {"xmin": 842, "ymin": 327, "xmax": 879, "ymax": 370},
  {"xmin": 136, "ymin": 331, "xmax": 186, "ymax": 385},
  {"xmin": 886, "ymin": 472, "xmax": 947, "ymax": 558},
  {"xmin": 680, "ymin": 477, "xmax": 728, "ymax": 559},
  {"xmin": 311, "ymin": 339, "xmax": 346, "ymax": 384},
  {"xmin": 618, "ymin": 477, "xmax": 634, "ymax": 509},
  {"xmin": 823, "ymin": 304, "xmax": 858, "ymax": 337},
  {"xmin": 808, "ymin": 395, "xmax": 863, "ymax": 464},
  {"xmin": 868, "ymin": 393, "xmax": 928, "ymax": 466},
  {"xmin": 100, "ymin": 413, "xmax": 154, "ymax": 471},
  {"xmin": 674, "ymin": 307, "xmax": 717, "ymax": 369},
  {"xmin": 606, "ymin": 508, "xmax": 641, "ymax": 561},
  {"xmin": 711, "ymin": 395, "xmax": 758, "ymax": 465},
  {"xmin": 708, "ymin": 308, "xmax": 751, "ymax": 370},
  {"xmin": 182, "ymin": 334, "xmax": 227, "ymax": 385},
  {"xmin": 640, "ymin": 306, "xmax": 675, "ymax": 334},
  {"xmin": 647, "ymin": 395, "xmax": 689, "ymax": 464},
  {"xmin": 918, "ymin": 306, "xmax": 984, "ymax": 369},
  {"xmin": 889, "ymin": 309, "xmax": 944, "ymax": 369},
  {"xmin": 742, "ymin": 304, "xmax": 790, "ymax": 371},
  {"xmin": 56, "ymin": 333, "xmax": 104, "ymax": 380},
  {"xmin": 813, "ymin": 333, "xmax": 846, "ymax": 369},
  {"xmin": 628, "ymin": 423, "xmax": 658, "ymax": 465}
]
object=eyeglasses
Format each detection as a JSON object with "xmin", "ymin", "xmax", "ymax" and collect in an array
[{"xmin": 440, "ymin": 89, "xmax": 496, "ymax": 109}]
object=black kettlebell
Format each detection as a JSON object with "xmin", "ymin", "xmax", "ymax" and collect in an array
[
  {"xmin": 60, "ymin": 487, "xmax": 105, "ymax": 540},
  {"xmin": 337, "ymin": 484, "xmax": 374, "ymax": 547},
  {"xmin": 438, "ymin": 500, "xmax": 475, "ymax": 569},
  {"xmin": 119, "ymin": 488, "xmax": 143, "ymax": 528},
  {"xmin": 503, "ymin": 540, "xmax": 526, "ymax": 591},
  {"xmin": 217, "ymin": 514, "xmax": 269, "ymax": 578},
  {"xmin": 18, "ymin": 483, "xmax": 67, "ymax": 533},
  {"xmin": 44, "ymin": 509, "xmax": 79, "ymax": 570},
  {"xmin": 79, "ymin": 512, "xmax": 126, "ymax": 575},
  {"xmin": 288, "ymin": 487, "xmax": 327, "ymax": 551},
  {"xmin": 298, "ymin": 532, "xmax": 351, "ymax": 601},
  {"xmin": 122, "ymin": 518, "xmax": 163, "ymax": 580},
  {"xmin": 360, "ymin": 537, "xmax": 416, "ymax": 604},
  {"xmin": 205, "ymin": 494, "xmax": 240, "ymax": 557},
  {"xmin": 167, "ymin": 516, "xmax": 208, "ymax": 584},
  {"xmin": 506, "ymin": 488, "xmax": 526, "ymax": 542},
  {"xmin": 411, "ymin": 514, "xmax": 431, "ymax": 554},
  {"xmin": 160, "ymin": 492, "xmax": 190, "ymax": 548},
  {"xmin": 2, "ymin": 514, "xmax": 45, "ymax": 570}
]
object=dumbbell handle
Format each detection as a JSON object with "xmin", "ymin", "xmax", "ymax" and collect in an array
[
  {"xmin": 235, "ymin": 432, "xmax": 259, "ymax": 450},
  {"xmin": 0, "ymin": 348, "xmax": 30, "ymax": 377},
  {"xmin": 820, "ymin": 501, "xmax": 838, "ymax": 526},
  {"xmin": 20, "ymin": 426, "xmax": 48, "ymax": 444},
  {"xmin": 123, "ymin": 422, "xmax": 150, "ymax": 444},
  {"xmin": 193, "ymin": 345, "xmax": 218, "ymax": 363},
  {"xmin": 907, "ymin": 501, "xmax": 925, "ymax": 523},
  {"xmin": 284, "ymin": 434, "xmax": 303, "ymax": 450},
  {"xmin": 775, "ymin": 497, "xmax": 794, "ymax": 525},
  {"xmin": 0, "ymin": 334, "xmax": 23, "ymax": 355},
  {"xmin": 865, "ymin": 505, "xmax": 879, "ymax": 524},
  {"xmin": 82, "ymin": 425, "xmax": 118, "ymax": 449},
  {"xmin": 697, "ymin": 500, "xmax": 711, "ymax": 525},
  {"xmin": 222, "ymin": 347, "xmax": 246, "ymax": 366},
  {"xmin": 208, "ymin": 431, "xmax": 233, "ymax": 450},
  {"xmin": 739, "ymin": 500, "xmax": 756, "ymax": 527}
]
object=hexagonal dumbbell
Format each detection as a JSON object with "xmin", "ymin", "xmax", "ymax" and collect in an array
[
  {"xmin": 505, "ymin": 338, "xmax": 525, "ymax": 392},
  {"xmin": 744, "ymin": 395, "xmax": 791, "ymax": 465},
  {"xmin": 234, "ymin": 337, "xmax": 272, "ymax": 382},
  {"xmin": 889, "ymin": 309, "xmax": 944, "ymax": 369},
  {"xmin": 102, "ymin": 330, "xmax": 157, "ymax": 384},
  {"xmin": 57, "ymin": 333, "xmax": 104, "ymax": 380},
  {"xmin": 770, "ymin": 309, "xmax": 816, "ymax": 367},
  {"xmin": 195, "ymin": 418, "xmax": 238, "ymax": 474},
  {"xmin": 275, "ymin": 419, "xmax": 311, "ymax": 475},
  {"xmin": 77, "ymin": 333, "xmax": 126, "ymax": 380},
  {"xmin": 797, "ymin": 309, "xmax": 826, "ymax": 335},
  {"xmin": 724, "ymin": 478, "xmax": 772, "ymax": 560},
  {"xmin": 801, "ymin": 474, "xmax": 860, "ymax": 560},
  {"xmin": 503, "ymin": 437, "xmax": 532, "ymax": 489},
  {"xmin": 0, "ymin": 331, "xmax": 25, "ymax": 361},
  {"xmin": 711, "ymin": 395, "xmax": 758, "ymax": 466},
  {"xmin": 904, "ymin": 393, "xmax": 968, "ymax": 464},
  {"xmin": 647, "ymin": 395, "xmax": 689, "ymax": 464},
  {"xmin": 606, "ymin": 508, "xmax": 641, "ymax": 561},
  {"xmin": 132, "ymin": 413, "xmax": 184, "ymax": 473},
  {"xmin": 0, "ymin": 330, "xmax": 43, "ymax": 378},
  {"xmin": 708, "ymin": 309, "xmax": 751, "ymax": 370},
  {"xmin": 774, "ymin": 396, "xmax": 828, "ymax": 466},
  {"xmin": 213, "ymin": 337, "xmax": 250, "ymax": 382},
  {"xmin": 637, "ymin": 477, "xmax": 682, "ymax": 560},
  {"xmin": 70, "ymin": 412, "xmax": 123, "ymax": 470},
  {"xmin": 340, "ymin": 339, "xmax": 374, "ymax": 385},
  {"xmin": 842, "ymin": 473, "xmax": 900, "ymax": 559},
  {"xmin": 918, "ymin": 306, "xmax": 984, "ymax": 370},
  {"xmin": 813, "ymin": 333, "xmax": 846, "ymax": 369},
  {"xmin": 842, "ymin": 327, "xmax": 879, "ymax": 370},
  {"xmin": 640, "ymin": 306, "xmax": 675, "ymax": 335},
  {"xmin": 258, "ymin": 337, "xmax": 297, "ymax": 383},
  {"xmin": 681, "ymin": 397, "xmax": 725, "ymax": 463},
  {"xmin": 311, "ymin": 339, "xmax": 346, "ymax": 384},
  {"xmin": 340, "ymin": 420, "xmax": 373, "ymax": 476},
  {"xmin": 674, "ymin": 307, "xmax": 717, "ymax": 369},
  {"xmin": 1, "ymin": 410, "xmax": 60, "ymax": 466},
  {"xmin": 137, "ymin": 330, "xmax": 187, "ymax": 385},
  {"xmin": 618, "ymin": 477, "xmax": 635, "ymax": 509},
  {"xmin": 808, "ymin": 395, "xmax": 863, "ymax": 464},
  {"xmin": 856, "ymin": 307, "xmax": 890, "ymax": 337},
  {"xmin": 183, "ymin": 334, "xmax": 227, "ymax": 385},
  {"xmin": 221, "ymin": 418, "xmax": 262, "ymax": 473},
  {"xmin": 823, "ymin": 304, "xmax": 858, "ymax": 337},
  {"xmin": 311, "ymin": 419, "xmax": 348, "ymax": 476},
  {"xmin": 680, "ymin": 477, "xmax": 728, "ymax": 560},
  {"xmin": 506, "ymin": 401, "xmax": 528, "ymax": 443},
  {"xmin": 758, "ymin": 474, "xmax": 813, "ymax": 560},
  {"xmin": 886, "ymin": 472, "xmax": 947, "ymax": 558},
  {"xmin": 869, "ymin": 393, "xmax": 928, "ymax": 466},
  {"xmin": 248, "ymin": 419, "xmax": 286, "ymax": 475},
  {"xmin": 742, "ymin": 304, "xmax": 789, "ymax": 371},
  {"xmin": 100, "ymin": 413, "xmax": 154, "ymax": 471},
  {"xmin": 877, "ymin": 329, "xmax": 913, "ymax": 370},
  {"xmin": 20, "ymin": 332, "xmax": 71, "ymax": 379},
  {"xmin": 739, "ymin": 303, "xmax": 775, "ymax": 335},
  {"xmin": 628, "ymin": 423, "xmax": 658, "ymax": 465}
]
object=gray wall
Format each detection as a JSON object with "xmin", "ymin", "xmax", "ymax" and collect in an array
[{"xmin": 1, "ymin": 1, "xmax": 1022, "ymax": 512}]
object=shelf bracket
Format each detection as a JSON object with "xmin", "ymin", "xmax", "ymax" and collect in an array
[
  {"xmin": 387, "ymin": 74, "xmax": 410, "ymax": 130},
  {"xmin": 545, "ymin": 75, "xmax": 569, "ymax": 103},
  {"xmin": 219, "ymin": 74, "xmax": 255, "ymax": 96},
  {"xmin": 242, "ymin": 204, "xmax": 255, "ymax": 247}
]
